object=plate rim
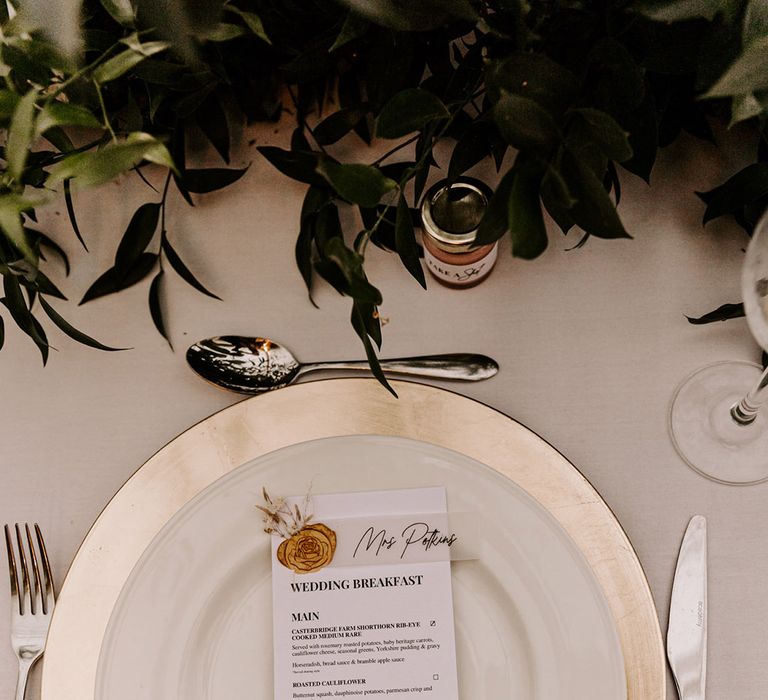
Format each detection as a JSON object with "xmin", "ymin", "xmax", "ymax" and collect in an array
[{"xmin": 41, "ymin": 378, "xmax": 666, "ymax": 700}]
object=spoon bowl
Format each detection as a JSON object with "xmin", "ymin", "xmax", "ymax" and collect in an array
[{"xmin": 186, "ymin": 336, "xmax": 498, "ymax": 394}]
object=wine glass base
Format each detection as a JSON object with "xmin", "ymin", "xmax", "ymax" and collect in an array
[{"xmin": 670, "ymin": 361, "xmax": 768, "ymax": 485}]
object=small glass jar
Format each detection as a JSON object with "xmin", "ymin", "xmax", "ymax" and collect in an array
[{"xmin": 420, "ymin": 177, "xmax": 498, "ymax": 289}]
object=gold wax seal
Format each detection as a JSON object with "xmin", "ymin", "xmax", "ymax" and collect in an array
[{"xmin": 277, "ymin": 523, "xmax": 337, "ymax": 574}]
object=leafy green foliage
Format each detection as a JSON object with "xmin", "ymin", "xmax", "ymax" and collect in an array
[{"xmin": 0, "ymin": 0, "xmax": 765, "ymax": 384}]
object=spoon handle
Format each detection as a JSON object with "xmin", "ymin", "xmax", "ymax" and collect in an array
[{"xmin": 299, "ymin": 353, "xmax": 498, "ymax": 381}]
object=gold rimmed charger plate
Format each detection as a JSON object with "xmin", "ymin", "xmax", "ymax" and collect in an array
[{"xmin": 41, "ymin": 378, "xmax": 665, "ymax": 699}]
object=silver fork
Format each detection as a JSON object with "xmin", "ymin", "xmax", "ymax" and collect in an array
[{"xmin": 4, "ymin": 524, "xmax": 55, "ymax": 700}]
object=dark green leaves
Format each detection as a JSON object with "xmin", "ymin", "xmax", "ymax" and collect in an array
[
  {"xmin": 394, "ymin": 193, "xmax": 426, "ymax": 287},
  {"xmin": 376, "ymin": 89, "xmax": 449, "ymax": 139},
  {"xmin": 161, "ymin": 237, "xmax": 221, "ymax": 299},
  {"xmin": 323, "ymin": 237, "xmax": 382, "ymax": 304},
  {"xmin": 507, "ymin": 160, "xmax": 548, "ymax": 259},
  {"xmin": 81, "ymin": 253, "xmax": 158, "ymax": 304},
  {"xmin": 697, "ymin": 163, "xmax": 768, "ymax": 223},
  {"xmin": 493, "ymin": 92, "xmax": 560, "ymax": 154},
  {"xmin": 2, "ymin": 274, "xmax": 48, "ymax": 363},
  {"xmin": 351, "ymin": 299, "xmax": 395, "ymax": 397},
  {"xmin": 687, "ymin": 302, "xmax": 744, "ymax": 324},
  {"xmin": 486, "ymin": 53, "xmax": 578, "ymax": 115},
  {"xmin": 314, "ymin": 107, "xmax": 368, "ymax": 146},
  {"xmin": 316, "ymin": 159, "xmax": 396, "ymax": 208},
  {"xmin": 149, "ymin": 271, "xmax": 170, "ymax": 347},
  {"xmin": 181, "ymin": 167, "xmax": 249, "ymax": 194},
  {"xmin": 82, "ymin": 202, "xmax": 160, "ymax": 304},
  {"xmin": 115, "ymin": 203, "xmax": 160, "ymax": 270},
  {"xmin": 558, "ymin": 149, "xmax": 630, "ymax": 239},
  {"xmin": 258, "ymin": 147, "xmax": 324, "ymax": 185},
  {"xmin": 567, "ymin": 108, "xmax": 633, "ymax": 164},
  {"xmin": 38, "ymin": 296, "xmax": 125, "ymax": 350}
]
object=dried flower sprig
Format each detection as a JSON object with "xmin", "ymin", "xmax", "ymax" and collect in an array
[{"xmin": 257, "ymin": 488, "xmax": 313, "ymax": 539}]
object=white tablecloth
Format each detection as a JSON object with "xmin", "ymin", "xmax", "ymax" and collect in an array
[{"xmin": 1, "ymin": 122, "xmax": 765, "ymax": 698}]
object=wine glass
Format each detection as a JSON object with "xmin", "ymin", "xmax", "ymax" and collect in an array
[{"xmin": 669, "ymin": 210, "xmax": 768, "ymax": 485}]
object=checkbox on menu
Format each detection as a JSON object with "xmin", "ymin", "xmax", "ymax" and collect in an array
[{"xmin": 433, "ymin": 674, "xmax": 439, "ymax": 681}]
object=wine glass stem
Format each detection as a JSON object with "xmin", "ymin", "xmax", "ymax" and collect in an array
[{"xmin": 730, "ymin": 364, "xmax": 768, "ymax": 425}]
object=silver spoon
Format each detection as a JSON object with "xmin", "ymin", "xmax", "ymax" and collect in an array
[{"xmin": 186, "ymin": 336, "xmax": 499, "ymax": 394}]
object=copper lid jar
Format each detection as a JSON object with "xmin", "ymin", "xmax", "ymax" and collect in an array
[{"xmin": 420, "ymin": 177, "xmax": 498, "ymax": 288}]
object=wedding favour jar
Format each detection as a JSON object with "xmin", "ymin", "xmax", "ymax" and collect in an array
[{"xmin": 420, "ymin": 177, "xmax": 498, "ymax": 288}]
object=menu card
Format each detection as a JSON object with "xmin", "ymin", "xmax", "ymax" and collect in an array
[{"xmin": 271, "ymin": 487, "xmax": 460, "ymax": 699}]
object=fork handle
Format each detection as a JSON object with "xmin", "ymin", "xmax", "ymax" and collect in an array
[{"xmin": 15, "ymin": 657, "xmax": 36, "ymax": 700}]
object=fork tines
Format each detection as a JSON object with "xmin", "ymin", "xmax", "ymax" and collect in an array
[{"xmin": 4, "ymin": 523, "xmax": 54, "ymax": 615}]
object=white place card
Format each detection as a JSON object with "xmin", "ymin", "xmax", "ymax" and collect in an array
[{"xmin": 271, "ymin": 487, "xmax": 460, "ymax": 699}]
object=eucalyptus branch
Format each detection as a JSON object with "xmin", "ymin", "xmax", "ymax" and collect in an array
[
  {"xmin": 94, "ymin": 83, "xmax": 117, "ymax": 143},
  {"xmin": 44, "ymin": 43, "xmax": 121, "ymax": 104}
]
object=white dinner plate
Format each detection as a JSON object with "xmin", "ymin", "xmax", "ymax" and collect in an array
[{"xmin": 95, "ymin": 435, "xmax": 626, "ymax": 699}]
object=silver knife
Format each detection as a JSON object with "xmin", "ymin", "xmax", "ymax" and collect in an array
[{"xmin": 667, "ymin": 515, "xmax": 708, "ymax": 700}]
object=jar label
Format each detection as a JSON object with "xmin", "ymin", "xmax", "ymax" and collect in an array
[{"xmin": 423, "ymin": 244, "xmax": 498, "ymax": 286}]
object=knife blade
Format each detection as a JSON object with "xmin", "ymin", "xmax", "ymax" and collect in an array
[{"xmin": 667, "ymin": 515, "xmax": 708, "ymax": 700}]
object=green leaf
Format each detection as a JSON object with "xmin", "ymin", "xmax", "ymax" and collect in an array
[
  {"xmin": 36, "ymin": 102, "xmax": 101, "ymax": 134},
  {"xmin": 224, "ymin": 6, "xmax": 271, "ymax": 44},
  {"xmin": 258, "ymin": 146, "xmax": 325, "ymax": 186},
  {"xmin": 149, "ymin": 270, "xmax": 172, "ymax": 347},
  {"xmin": 180, "ymin": 166, "xmax": 249, "ymax": 194},
  {"xmin": 351, "ymin": 299, "xmax": 396, "ymax": 397},
  {"xmin": 376, "ymin": 89, "xmax": 449, "ymax": 139},
  {"xmin": 493, "ymin": 92, "xmax": 560, "ymax": 154},
  {"xmin": 697, "ymin": 163, "xmax": 768, "ymax": 222},
  {"xmin": 485, "ymin": 53, "xmax": 578, "ymax": 115},
  {"xmin": 475, "ymin": 168, "xmax": 516, "ymax": 245},
  {"xmin": 161, "ymin": 237, "xmax": 221, "ymax": 299},
  {"xmin": 687, "ymin": 302, "xmax": 744, "ymax": 324},
  {"xmin": 296, "ymin": 186, "xmax": 331, "ymax": 304},
  {"xmin": 115, "ymin": 203, "xmax": 160, "ymax": 271},
  {"xmin": 92, "ymin": 43, "xmax": 168, "ymax": 84},
  {"xmin": 2, "ymin": 275, "xmax": 49, "ymax": 363},
  {"xmin": 560, "ymin": 149, "xmax": 631, "ymax": 239},
  {"xmin": 203, "ymin": 23, "xmax": 248, "ymax": 42},
  {"xmin": 317, "ymin": 159, "xmax": 396, "ymax": 208},
  {"xmin": 196, "ymin": 94, "xmax": 230, "ymax": 164},
  {"xmin": 704, "ymin": 36, "xmax": 768, "ymax": 97},
  {"xmin": 330, "ymin": 11, "xmax": 370, "ymax": 52},
  {"xmin": 0, "ymin": 194, "xmax": 41, "ymax": 263},
  {"xmin": 27, "ymin": 227, "xmax": 70, "ymax": 274},
  {"xmin": 619, "ymin": 90, "xmax": 658, "ymax": 183},
  {"xmin": 100, "ymin": 0, "xmax": 135, "ymax": 26},
  {"xmin": 634, "ymin": 0, "xmax": 727, "ymax": 21},
  {"xmin": 38, "ymin": 295, "xmax": 126, "ymax": 350},
  {"xmin": 314, "ymin": 107, "xmax": 368, "ymax": 146},
  {"xmin": 507, "ymin": 159, "xmax": 548, "ymax": 259},
  {"xmin": 7, "ymin": 90, "xmax": 38, "ymax": 181},
  {"xmin": 0, "ymin": 90, "xmax": 21, "ymax": 120},
  {"xmin": 48, "ymin": 134, "xmax": 176, "ymax": 187},
  {"xmin": 730, "ymin": 93, "xmax": 762, "ymax": 127},
  {"xmin": 323, "ymin": 237, "xmax": 382, "ymax": 304},
  {"xmin": 540, "ymin": 162, "xmax": 577, "ymax": 235},
  {"xmin": 80, "ymin": 252, "xmax": 158, "ymax": 304},
  {"xmin": 395, "ymin": 192, "xmax": 426, "ymax": 288},
  {"xmin": 567, "ymin": 108, "xmax": 633, "ymax": 163},
  {"xmin": 744, "ymin": 0, "xmax": 768, "ymax": 48},
  {"xmin": 448, "ymin": 123, "xmax": 495, "ymax": 182},
  {"xmin": 63, "ymin": 179, "xmax": 88, "ymax": 251}
]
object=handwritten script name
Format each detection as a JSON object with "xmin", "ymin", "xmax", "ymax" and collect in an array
[{"xmin": 353, "ymin": 522, "xmax": 458, "ymax": 560}]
